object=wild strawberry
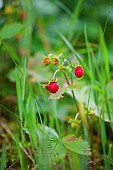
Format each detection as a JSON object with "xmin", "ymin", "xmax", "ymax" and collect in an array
[
  {"xmin": 43, "ymin": 57, "xmax": 51, "ymax": 66},
  {"xmin": 53, "ymin": 58, "xmax": 59, "ymax": 65},
  {"xmin": 20, "ymin": 11, "xmax": 27, "ymax": 19},
  {"xmin": 48, "ymin": 82, "xmax": 59, "ymax": 93},
  {"xmin": 74, "ymin": 66, "xmax": 84, "ymax": 78}
]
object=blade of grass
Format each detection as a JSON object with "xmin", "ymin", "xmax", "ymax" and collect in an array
[
  {"xmin": 99, "ymin": 27, "xmax": 110, "ymax": 82},
  {"xmin": 0, "ymin": 104, "xmax": 20, "ymax": 120},
  {"xmin": 25, "ymin": 88, "xmax": 38, "ymax": 148},
  {"xmin": 103, "ymin": 6, "xmax": 111, "ymax": 36},
  {"xmin": 15, "ymin": 68, "xmax": 25, "ymax": 169},
  {"xmin": 84, "ymin": 24, "xmax": 92, "ymax": 74},
  {"xmin": 68, "ymin": 0, "xmax": 83, "ymax": 40},
  {"xmin": 1, "ymin": 37, "xmax": 44, "ymax": 123},
  {"xmin": 0, "ymin": 37, "xmax": 22, "ymax": 74},
  {"xmin": 0, "ymin": 144, "xmax": 6, "ymax": 170},
  {"xmin": 107, "ymin": 144, "xmax": 112, "ymax": 170},
  {"xmin": 100, "ymin": 115, "xmax": 108, "ymax": 170},
  {"xmin": 22, "ymin": 56, "xmax": 27, "ymax": 101},
  {"xmin": 52, "ymin": 100, "xmax": 61, "ymax": 134},
  {"xmin": 54, "ymin": 0, "xmax": 72, "ymax": 16}
]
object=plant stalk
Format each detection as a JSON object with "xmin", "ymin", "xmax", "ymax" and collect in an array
[{"xmin": 62, "ymin": 71, "xmax": 79, "ymax": 112}]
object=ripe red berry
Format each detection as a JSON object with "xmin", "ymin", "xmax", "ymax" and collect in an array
[
  {"xmin": 48, "ymin": 82, "xmax": 59, "ymax": 93},
  {"xmin": 74, "ymin": 66, "xmax": 84, "ymax": 78}
]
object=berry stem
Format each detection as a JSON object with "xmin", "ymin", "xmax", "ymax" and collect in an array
[
  {"xmin": 71, "ymin": 90, "xmax": 79, "ymax": 112},
  {"xmin": 70, "ymin": 72, "xmax": 73, "ymax": 85},
  {"xmin": 62, "ymin": 70, "xmax": 70, "ymax": 86},
  {"xmin": 62, "ymin": 71, "xmax": 79, "ymax": 113},
  {"xmin": 52, "ymin": 69, "xmax": 60, "ymax": 79},
  {"xmin": 62, "ymin": 58, "xmax": 70, "ymax": 66}
]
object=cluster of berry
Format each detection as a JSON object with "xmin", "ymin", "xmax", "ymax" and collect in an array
[
  {"xmin": 43, "ymin": 57, "xmax": 59, "ymax": 66},
  {"xmin": 43, "ymin": 56, "xmax": 84, "ymax": 94}
]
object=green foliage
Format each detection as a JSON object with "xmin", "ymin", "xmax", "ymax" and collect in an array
[
  {"xmin": 99, "ymin": 27, "xmax": 110, "ymax": 82},
  {"xmin": 0, "ymin": 0, "xmax": 113, "ymax": 169},
  {"xmin": 0, "ymin": 23, "xmax": 23, "ymax": 40},
  {"xmin": 0, "ymin": 144, "xmax": 6, "ymax": 170},
  {"xmin": 36, "ymin": 125, "xmax": 67, "ymax": 167},
  {"xmin": 62, "ymin": 134, "xmax": 91, "ymax": 155}
]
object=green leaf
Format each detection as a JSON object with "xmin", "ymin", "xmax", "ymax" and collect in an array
[
  {"xmin": 0, "ymin": 23, "xmax": 23, "ymax": 39},
  {"xmin": 68, "ymin": 0, "xmax": 83, "ymax": 40},
  {"xmin": 36, "ymin": 125, "xmax": 67, "ymax": 166},
  {"xmin": 99, "ymin": 27, "xmax": 110, "ymax": 82},
  {"xmin": 61, "ymin": 134, "xmax": 91, "ymax": 155},
  {"xmin": 0, "ymin": 144, "xmax": 6, "ymax": 170}
]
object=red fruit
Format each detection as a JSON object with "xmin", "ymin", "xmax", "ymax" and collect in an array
[
  {"xmin": 74, "ymin": 66, "xmax": 84, "ymax": 78},
  {"xmin": 48, "ymin": 82, "xmax": 59, "ymax": 93},
  {"xmin": 53, "ymin": 58, "xmax": 59, "ymax": 65},
  {"xmin": 43, "ymin": 57, "xmax": 51, "ymax": 66},
  {"xmin": 20, "ymin": 11, "xmax": 27, "ymax": 19}
]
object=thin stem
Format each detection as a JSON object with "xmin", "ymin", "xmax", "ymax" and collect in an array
[
  {"xmin": 90, "ymin": 117, "xmax": 94, "ymax": 155},
  {"xmin": 62, "ymin": 71, "xmax": 79, "ymax": 112},
  {"xmin": 95, "ymin": 110, "xmax": 102, "ymax": 160},
  {"xmin": 62, "ymin": 70, "xmax": 70, "ymax": 86},
  {"xmin": 52, "ymin": 69, "xmax": 60, "ymax": 80},
  {"xmin": 70, "ymin": 72, "xmax": 73, "ymax": 85},
  {"xmin": 95, "ymin": 119, "xmax": 100, "ymax": 159},
  {"xmin": 71, "ymin": 90, "xmax": 79, "ymax": 112}
]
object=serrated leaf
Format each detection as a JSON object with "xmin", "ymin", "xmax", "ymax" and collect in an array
[
  {"xmin": 0, "ymin": 23, "xmax": 23, "ymax": 39},
  {"xmin": 61, "ymin": 134, "xmax": 91, "ymax": 155},
  {"xmin": 36, "ymin": 125, "xmax": 67, "ymax": 165}
]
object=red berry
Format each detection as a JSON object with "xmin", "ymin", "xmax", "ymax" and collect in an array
[
  {"xmin": 74, "ymin": 66, "xmax": 84, "ymax": 78},
  {"xmin": 20, "ymin": 11, "xmax": 27, "ymax": 19},
  {"xmin": 43, "ymin": 57, "xmax": 52, "ymax": 66},
  {"xmin": 48, "ymin": 82, "xmax": 59, "ymax": 93},
  {"xmin": 53, "ymin": 58, "xmax": 59, "ymax": 65}
]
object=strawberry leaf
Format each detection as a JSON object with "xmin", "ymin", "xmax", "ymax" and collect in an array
[
  {"xmin": 61, "ymin": 134, "xmax": 91, "ymax": 155},
  {"xmin": 0, "ymin": 23, "xmax": 23, "ymax": 39}
]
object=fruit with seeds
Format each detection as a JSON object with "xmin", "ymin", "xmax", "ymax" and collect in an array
[{"xmin": 48, "ymin": 82, "xmax": 59, "ymax": 93}]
